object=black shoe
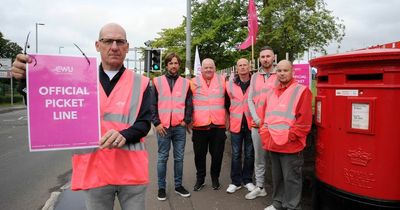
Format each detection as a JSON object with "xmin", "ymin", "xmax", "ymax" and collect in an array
[
  {"xmin": 157, "ymin": 188, "xmax": 166, "ymax": 201},
  {"xmin": 212, "ymin": 178, "xmax": 221, "ymax": 190},
  {"xmin": 193, "ymin": 181, "xmax": 205, "ymax": 191},
  {"xmin": 175, "ymin": 186, "xmax": 191, "ymax": 197}
]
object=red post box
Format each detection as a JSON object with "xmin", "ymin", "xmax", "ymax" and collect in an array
[{"xmin": 310, "ymin": 49, "xmax": 400, "ymax": 209}]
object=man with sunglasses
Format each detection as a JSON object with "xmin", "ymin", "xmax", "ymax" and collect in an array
[{"xmin": 12, "ymin": 23, "xmax": 151, "ymax": 210}]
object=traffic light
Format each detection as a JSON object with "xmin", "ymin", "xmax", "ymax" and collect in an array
[{"xmin": 151, "ymin": 49, "xmax": 161, "ymax": 70}]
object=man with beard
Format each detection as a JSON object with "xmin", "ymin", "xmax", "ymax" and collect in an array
[
  {"xmin": 152, "ymin": 52, "xmax": 192, "ymax": 201},
  {"xmin": 246, "ymin": 46, "xmax": 278, "ymax": 200}
]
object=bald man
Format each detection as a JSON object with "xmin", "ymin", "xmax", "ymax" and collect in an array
[
  {"xmin": 260, "ymin": 60, "xmax": 312, "ymax": 210},
  {"xmin": 225, "ymin": 58, "xmax": 256, "ymax": 194},
  {"xmin": 12, "ymin": 23, "xmax": 152, "ymax": 210},
  {"xmin": 190, "ymin": 58, "xmax": 228, "ymax": 191}
]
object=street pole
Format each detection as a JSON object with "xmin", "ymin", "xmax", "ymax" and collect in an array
[
  {"xmin": 35, "ymin": 23, "xmax": 45, "ymax": 53},
  {"xmin": 58, "ymin": 46, "xmax": 64, "ymax": 54},
  {"xmin": 185, "ymin": 0, "xmax": 192, "ymax": 76}
]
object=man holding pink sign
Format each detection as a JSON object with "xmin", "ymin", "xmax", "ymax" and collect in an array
[{"xmin": 12, "ymin": 23, "xmax": 151, "ymax": 210}]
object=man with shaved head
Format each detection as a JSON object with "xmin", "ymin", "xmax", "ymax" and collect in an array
[
  {"xmin": 12, "ymin": 23, "xmax": 151, "ymax": 210},
  {"xmin": 260, "ymin": 60, "xmax": 312, "ymax": 210},
  {"xmin": 225, "ymin": 58, "xmax": 256, "ymax": 194},
  {"xmin": 190, "ymin": 58, "xmax": 228, "ymax": 191}
]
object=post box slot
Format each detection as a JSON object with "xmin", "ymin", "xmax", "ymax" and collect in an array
[
  {"xmin": 346, "ymin": 73, "xmax": 383, "ymax": 81},
  {"xmin": 318, "ymin": 75, "xmax": 328, "ymax": 83}
]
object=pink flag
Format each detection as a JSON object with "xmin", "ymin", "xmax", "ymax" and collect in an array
[{"xmin": 238, "ymin": 0, "xmax": 259, "ymax": 50}]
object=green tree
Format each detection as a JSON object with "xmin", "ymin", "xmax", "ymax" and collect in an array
[
  {"xmin": 152, "ymin": 0, "xmax": 250, "ymax": 71},
  {"xmin": 151, "ymin": 0, "xmax": 345, "ymax": 70},
  {"xmin": 259, "ymin": 0, "xmax": 345, "ymax": 61},
  {"xmin": 0, "ymin": 32, "xmax": 23, "ymax": 100},
  {"xmin": 0, "ymin": 32, "xmax": 23, "ymax": 59}
]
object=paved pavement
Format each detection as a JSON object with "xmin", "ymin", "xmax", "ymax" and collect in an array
[
  {"xmin": 0, "ymin": 105, "xmax": 314, "ymax": 210},
  {"xmin": 53, "ymin": 127, "xmax": 315, "ymax": 210}
]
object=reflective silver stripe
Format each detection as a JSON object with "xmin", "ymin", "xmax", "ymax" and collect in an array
[
  {"xmin": 266, "ymin": 111, "xmax": 295, "ymax": 119},
  {"xmin": 194, "ymin": 77, "xmax": 202, "ymax": 91},
  {"xmin": 72, "ymin": 141, "xmax": 146, "ymax": 155},
  {"xmin": 179, "ymin": 78, "xmax": 188, "ymax": 101},
  {"xmin": 103, "ymin": 73, "xmax": 143, "ymax": 125},
  {"xmin": 229, "ymin": 79, "xmax": 234, "ymax": 96},
  {"xmin": 230, "ymin": 101, "xmax": 242, "ymax": 106},
  {"xmin": 193, "ymin": 94, "xmax": 223, "ymax": 100},
  {"xmin": 216, "ymin": 75, "xmax": 224, "ymax": 96},
  {"xmin": 194, "ymin": 105, "xmax": 225, "ymax": 110},
  {"xmin": 248, "ymin": 73, "xmax": 260, "ymax": 124},
  {"xmin": 156, "ymin": 76, "xmax": 169, "ymax": 101},
  {"xmin": 158, "ymin": 108, "xmax": 184, "ymax": 113},
  {"xmin": 103, "ymin": 113, "xmax": 130, "ymax": 123},
  {"xmin": 268, "ymin": 124, "xmax": 290, "ymax": 130},
  {"xmin": 230, "ymin": 112, "xmax": 242, "ymax": 119}
]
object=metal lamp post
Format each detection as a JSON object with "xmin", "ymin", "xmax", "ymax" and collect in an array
[
  {"xmin": 58, "ymin": 46, "xmax": 64, "ymax": 54},
  {"xmin": 35, "ymin": 22, "xmax": 45, "ymax": 53}
]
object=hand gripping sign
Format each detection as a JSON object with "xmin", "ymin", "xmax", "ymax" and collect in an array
[{"xmin": 27, "ymin": 54, "xmax": 100, "ymax": 151}]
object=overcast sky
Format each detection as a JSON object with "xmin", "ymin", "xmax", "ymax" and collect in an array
[{"xmin": 1, "ymin": 0, "xmax": 399, "ymax": 63}]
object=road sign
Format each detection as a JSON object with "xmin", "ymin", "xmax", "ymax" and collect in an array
[
  {"xmin": 0, "ymin": 71, "xmax": 11, "ymax": 78},
  {"xmin": 0, "ymin": 58, "xmax": 12, "ymax": 71}
]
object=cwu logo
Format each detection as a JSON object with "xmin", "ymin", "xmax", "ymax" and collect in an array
[{"xmin": 53, "ymin": 66, "xmax": 74, "ymax": 74}]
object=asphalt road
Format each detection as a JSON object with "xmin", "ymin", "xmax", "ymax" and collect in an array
[
  {"xmin": 0, "ymin": 107, "xmax": 314, "ymax": 210},
  {"xmin": 0, "ymin": 109, "xmax": 72, "ymax": 210}
]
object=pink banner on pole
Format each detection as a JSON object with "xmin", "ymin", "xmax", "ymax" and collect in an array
[
  {"xmin": 27, "ymin": 54, "xmax": 100, "ymax": 151},
  {"xmin": 238, "ymin": 0, "xmax": 259, "ymax": 50},
  {"xmin": 293, "ymin": 63, "xmax": 311, "ymax": 88}
]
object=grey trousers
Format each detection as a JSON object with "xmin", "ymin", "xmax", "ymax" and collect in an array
[
  {"xmin": 270, "ymin": 151, "xmax": 304, "ymax": 210},
  {"xmin": 251, "ymin": 127, "xmax": 267, "ymax": 187},
  {"xmin": 84, "ymin": 184, "xmax": 147, "ymax": 210}
]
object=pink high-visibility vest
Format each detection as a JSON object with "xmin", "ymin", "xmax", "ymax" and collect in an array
[
  {"xmin": 248, "ymin": 72, "xmax": 277, "ymax": 127},
  {"xmin": 71, "ymin": 70, "xmax": 149, "ymax": 190},
  {"xmin": 154, "ymin": 75, "xmax": 189, "ymax": 128},
  {"xmin": 191, "ymin": 74, "xmax": 226, "ymax": 127},
  {"xmin": 262, "ymin": 81, "xmax": 307, "ymax": 153},
  {"xmin": 226, "ymin": 79, "xmax": 251, "ymax": 133}
]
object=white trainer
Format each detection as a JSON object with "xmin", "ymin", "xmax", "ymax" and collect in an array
[
  {"xmin": 264, "ymin": 204, "xmax": 278, "ymax": 210},
  {"xmin": 245, "ymin": 187, "xmax": 267, "ymax": 199},
  {"xmin": 226, "ymin": 184, "xmax": 242, "ymax": 193},
  {"xmin": 244, "ymin": 182, "xmax": 256, "ymax": 192}
]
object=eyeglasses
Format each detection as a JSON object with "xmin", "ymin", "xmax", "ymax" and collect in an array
[{"xmin": 98, "ymin": 38, "xmax": 128, "ymax": 46}]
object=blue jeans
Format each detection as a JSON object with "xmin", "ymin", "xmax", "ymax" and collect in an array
[
  {"xmin": 230, "ymin": 126, "xmax": 254, "ymax": 186},
  {"xmin": 157, "ymin": 125, "xmax": 186, "ymax": 189}
]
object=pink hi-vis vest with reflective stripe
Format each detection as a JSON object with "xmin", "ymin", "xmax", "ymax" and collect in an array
[
  {"xmin": 248, "ymin": 72, "xmax": 277, "ymax": 127},
  {"xmin": 153, "ymin": 75, "xmax": 189, "ymax": 128},
  {"xmin": 263, "ymin": 81, "xmax": 306, "ymax": 153},
  {"xmin": 191, "ymin": 74, "xmax": 226, "ymax": 127},
  {"xmin": 226, "ymin": 79, "xmax": 252, "ymax": 133},
  {"xmin": 71, "ymin": 70, "xmax": 150, "ymax": 191}
]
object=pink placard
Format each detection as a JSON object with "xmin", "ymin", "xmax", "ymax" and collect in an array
[
  {"xmin": 27, "ymin": 54, "xmax": 100, "ymax": 151},
  {"xmin": 293, "ymin": 63, "xmax": 311, "ymax": 88}
]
